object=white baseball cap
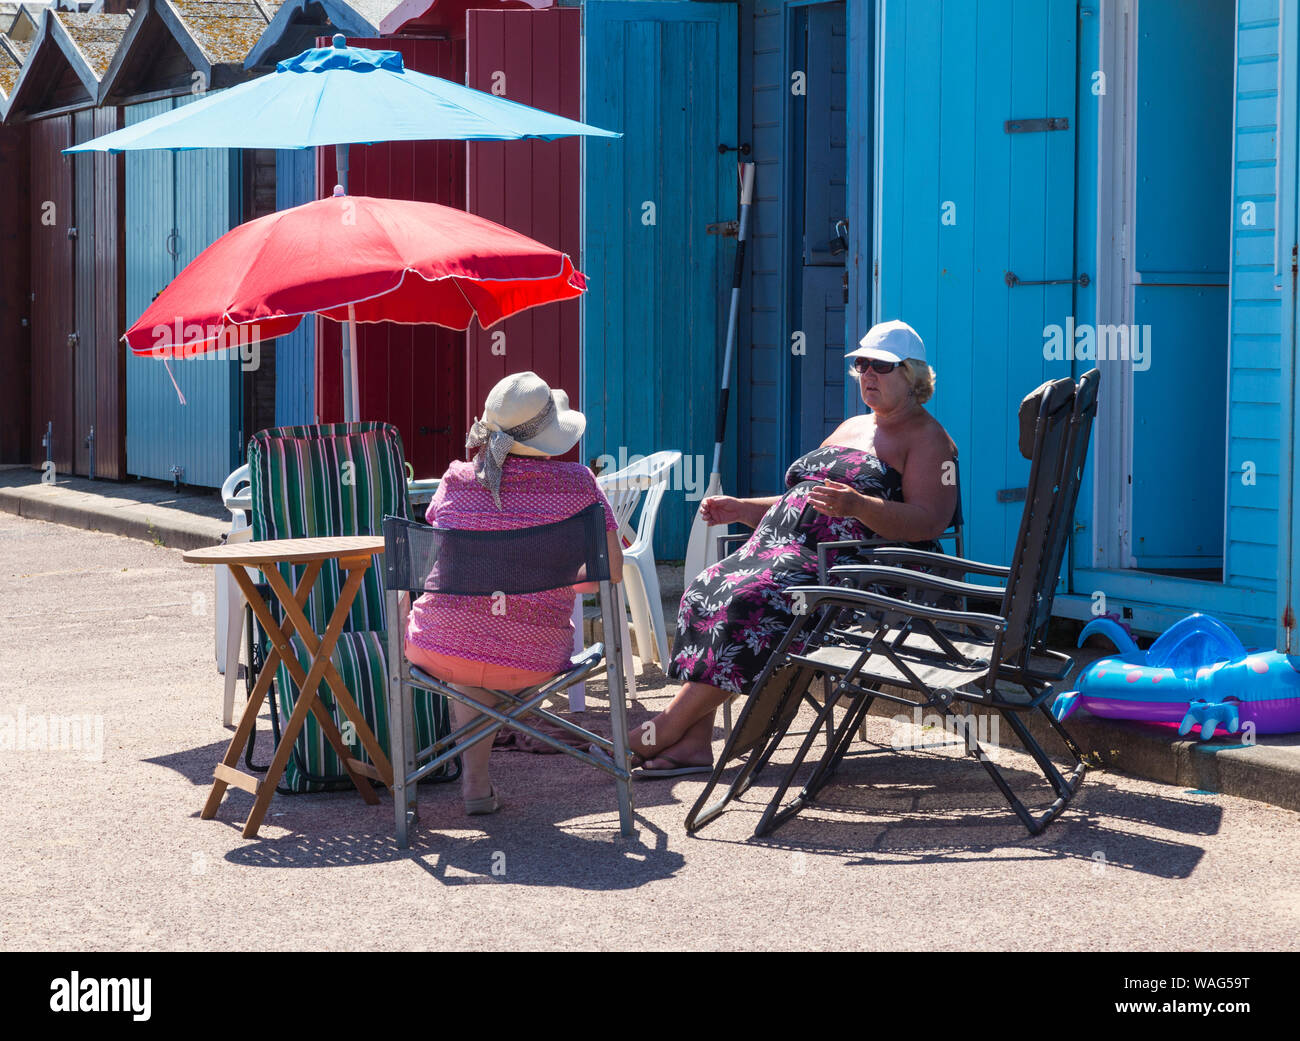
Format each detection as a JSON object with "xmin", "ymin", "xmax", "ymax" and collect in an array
[{"xmin": 846, "ymin": 319, "xmax": 927, "ymax": 365}]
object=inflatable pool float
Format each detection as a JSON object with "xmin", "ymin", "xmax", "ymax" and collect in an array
[{"xmin": 1051, "ymin": 613, "xmax": 1300, "ymax": 740}]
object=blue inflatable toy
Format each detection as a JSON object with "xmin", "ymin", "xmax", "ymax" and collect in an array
[{"xmin": 1051, "ymin": 613, "xmax": 1300, "ymax": 740}]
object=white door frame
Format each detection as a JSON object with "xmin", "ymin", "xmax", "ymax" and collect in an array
[{"xmin": 1091, "ymin": 0, "xmax": 1137, "ymax": 569}]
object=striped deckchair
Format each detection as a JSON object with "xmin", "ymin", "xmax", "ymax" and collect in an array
[{"xmin": 248, "ymin": 422, "xmax": 453, "ymax": 793}]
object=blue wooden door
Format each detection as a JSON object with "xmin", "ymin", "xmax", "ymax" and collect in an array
[
  {"xmin": 878, "ymin": 0, "xmax": 1077, "ymax": 569},
  {"xmin": 794, "ymin": 1, "xmax": 849, "ymax": 455},
  {"xmin": 274, "ymin": 147, "xmax": 318, "ymax": 426},
  {"xmin": 1129, "ymin": 0, "xmax": 1233, "ymax": 571},
  {"xmin": 582, "ymin": 0, "xmax": 738, "ymax": 559},
  {"xmin": 125, "ymin": 96, "xmax": 242, "ymax": 489}
]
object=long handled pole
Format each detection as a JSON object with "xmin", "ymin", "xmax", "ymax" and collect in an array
[{"xmin": 684, "ymin": 162, "xmax": 755, "ymax": 585}]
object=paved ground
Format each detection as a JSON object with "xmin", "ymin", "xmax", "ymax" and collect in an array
[{"xmin": 3, "ymin": 510, "xmax": 1300, "ymax": 951}]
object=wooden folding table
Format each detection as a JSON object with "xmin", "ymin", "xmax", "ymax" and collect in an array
[{"xmin": 183, "ymin": 536, "xmax": 392, "ymax": 838}]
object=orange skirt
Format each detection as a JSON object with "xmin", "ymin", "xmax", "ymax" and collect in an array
[{"xmin": 405, "ymin": 642, "xmax": 555, "ymax": 690}]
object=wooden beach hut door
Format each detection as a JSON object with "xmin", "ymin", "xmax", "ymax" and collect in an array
[
  {"xmin": 582, "ymin": 0, "xmax": 738, "ymax": 559},
  {"xmin": 465, "ymin": 7, "xmax": 582, "ymax": 457},
  {"xmin": 1124, "ymin": 0, "xmax": 1233, "ymax": 575},
  {"xmin": 28, "ymin": 115, "xmax": 75, "ymax": 477},
  {"xmin": 793, "ymin": 0, "xmax": 848, "ymax": 453},
  {"xmin": 124, "ymin": 97, "xmax": 242, "ymax": 489},
  {"xmin": 29, "ymin": 112, "xmax": 126, "ymax": 481},
  {"xmin": 879, "ymin": 0, "xmax": 1079, "ymax": 570}
]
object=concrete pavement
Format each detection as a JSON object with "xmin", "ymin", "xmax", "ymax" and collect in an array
[
  {"xmin": 2, "ymin": 509, "xmax": 1300, "ymax": 951},
  {"xmin": 2, "ymin": 463, "xmax": 1299, "ymax": 820}
]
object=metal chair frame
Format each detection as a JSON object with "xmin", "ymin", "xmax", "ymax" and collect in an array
[
  {"xmin": 687, "ymin": 372, "xmax": 1099, "ymax": 838},
  {"xmin": 384, "ymin": 505, "xmax": 636, "ymax": 846}
]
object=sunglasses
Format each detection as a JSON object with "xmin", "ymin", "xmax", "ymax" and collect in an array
[{"xmin": 853, "ymin": 357, "xmax": 898, "ymax": 375}]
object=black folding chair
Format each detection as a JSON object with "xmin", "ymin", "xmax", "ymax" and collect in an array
[
  {"xmin": 687, "ymin": 372, "xmax": 1097, "ymax": 837},
  {"xmin": 383, "ymin": 504, "xmax": 635, "ymax": 846},
  {"xmin": 704, "ymin": 463, "xmax": 966, "ymax": 739}
]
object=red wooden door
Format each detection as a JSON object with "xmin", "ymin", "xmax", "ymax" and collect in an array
[
  {"xmin": 316, "ymin": 37, "xmax": 467, "ymax": 480},
  {"xmin": 465, "ymin": 7, "xmax": 582, "ymax": 462},
  {"xmin": 29, "ymin": 115, "xmax": 75, "ymax": 474},
  {"xmin": 0, "ymin": 122, "xmax": 31, "ymax": 464}
]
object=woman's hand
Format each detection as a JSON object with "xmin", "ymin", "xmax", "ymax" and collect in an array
[
  {"xmin": 806, "ymin": 480, "xmax": 867, "ymax": 520},
  {"xmin": 699, "ymin": 495, "xmax": 747, "ymax": 526}
]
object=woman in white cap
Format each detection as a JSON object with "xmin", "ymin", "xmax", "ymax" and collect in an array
[
  {"xmin": 405, "ymin": 371, "xmax": 622, "ymax": 814},
  {"xmin": 627, "ymin": 320, "xmax": 958, "ymax": 777}
]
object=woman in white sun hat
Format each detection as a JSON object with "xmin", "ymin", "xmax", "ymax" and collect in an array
[
  {"xmin": 625, "ymin": 319, "xmax": 958, "ymax": 779},
  {"xmin": 405, "ymin": 371, "xmax": 623, "ymax": 815}
]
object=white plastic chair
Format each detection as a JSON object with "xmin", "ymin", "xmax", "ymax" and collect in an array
[
  {"xmin": 595, "ymin": 451, "xmax": 681, "ymax": 671},
  {"xmin": 616, "ymin": 451, "xmax": 680, "ymax": 669},
  {"xmin": 566, "ymin": 461, "xmax": 649, "ymax": 712},
  {"xmin": 216, "ymin": 464, "xmax": 254, "ymax": 726}
]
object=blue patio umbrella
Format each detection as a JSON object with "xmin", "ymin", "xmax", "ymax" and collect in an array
[
  {"xmin": 66, "ymin": 34, "xmax": 621, "ymax": 417},
  {"xmin": 68, "ymin": 34, "xmax": 619, "ymax": 160}
]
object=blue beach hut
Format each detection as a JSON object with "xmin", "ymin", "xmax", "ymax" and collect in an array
[{"xmin": 649, "ymin": 0, "xmax": 1296, "ymax": 648}]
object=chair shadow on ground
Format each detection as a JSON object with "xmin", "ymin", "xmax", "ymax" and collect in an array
[
  {"xmin": 149, "ymin": 724, "xmax": 689, "ymax": 889},
  {"xmin": 693, "ymin": 735, "xmax": 1223, "ymax": 880}
]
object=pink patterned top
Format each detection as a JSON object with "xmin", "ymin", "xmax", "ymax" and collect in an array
[{"xmin": 405, "ymin": 457, "xmax": 618, "ymax": 673}]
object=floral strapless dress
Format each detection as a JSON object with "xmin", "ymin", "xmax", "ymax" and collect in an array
[{"xmin": 665, "ymin": 445, "xmax": 941, "ymax": 695}]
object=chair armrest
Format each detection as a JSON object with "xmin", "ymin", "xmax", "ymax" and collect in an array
[
  {"xmin": 715, "ymin": 531, "xmax": 750, "ymax": 558},
  {"xmin": 787, "ymin": 583, "xmax": 1008, "ymax": 641},
  {"xmin": 861, "ymin": 547, "xmax": 1012, "ymax": 578},
  {"xmin": 816, "ymin": 538, "xmax": 889, "ymax": 583},
  {"xmin": 827, "ymin": 564, "xmax": 1007, "ymax": 604}
]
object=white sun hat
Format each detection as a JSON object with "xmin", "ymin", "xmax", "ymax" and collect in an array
[
  {"xmin": 465, "ymin": 371, "xmax": 585, "ymax": 506},
  {"xmin": 845, "ymin": 319, "xmax": 927, "ymax": 365}
]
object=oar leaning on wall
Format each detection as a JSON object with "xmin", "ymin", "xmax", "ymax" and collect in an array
[{"xmin": 685, "ymin": 162, "xmax": 756, "ymax": 588}]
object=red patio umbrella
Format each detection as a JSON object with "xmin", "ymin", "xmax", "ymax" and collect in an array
[{"xmin": 127, "ymin": 190, "xmax": 587, "ymax": 418}]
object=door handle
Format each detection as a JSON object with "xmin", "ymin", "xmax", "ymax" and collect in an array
[{"xmin": 1005, "ymin": 271, "xmax": 1090, "ymax": 288}]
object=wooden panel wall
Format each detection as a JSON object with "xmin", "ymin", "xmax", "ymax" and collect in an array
[
  {"xmin": 28, "ymin": 115, "xmax": 75, "ymax": 474},
  {"xmin": 315, "ymin": 36, "xmax": 467, "ymax": 480},
  {"xmin": 465, "ymin": 8, "xmax": 583, "ymax": 463},
  {"xmin": 0, "ymin": 122, "xmax": 31, "ymax": 463}
]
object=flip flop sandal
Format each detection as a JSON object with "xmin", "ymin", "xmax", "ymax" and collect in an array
[
  {"xmin": 464, "ymin": 785, "xmax": 502, "ymax": 816},
  {"xmin": 633, "ymin": 755, "xmax": 713, "ymax": 780}
]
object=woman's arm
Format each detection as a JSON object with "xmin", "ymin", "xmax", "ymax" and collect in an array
[
  {"xmin": 807, "ymin": 435, "xmax": 957, "ymax": 542},
  {"xmin": 701, "ymin": 495, "xmax": 780, "ymax": 528}
]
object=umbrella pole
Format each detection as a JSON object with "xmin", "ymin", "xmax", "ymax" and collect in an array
[
  {"xmin": 347, "ymin": 305, "xmax": 360, "ymax": 421},
  {"xmin": 340, "ymin": 319, "xmax": 354, "ymax": 422},
  {"xmin": 335, "ymin": 143, "xmax": 355, "ymax": 422}
]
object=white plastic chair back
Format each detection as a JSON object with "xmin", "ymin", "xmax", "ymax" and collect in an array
[
  {"xmin": 596, "ymin": 467, "xmax": 649, "ymax": 543},
  {"xmin": 626, "ymin": 450, "xmax": 681, "ymax": 554}
]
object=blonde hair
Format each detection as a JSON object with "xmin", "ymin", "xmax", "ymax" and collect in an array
[
  {"xmin": 848, "ymin": 357, "xmax": 937, "ymax": 405},
  {"xmin": 900, "ymin": 358, "xmax": 936, "ymax": 404}
]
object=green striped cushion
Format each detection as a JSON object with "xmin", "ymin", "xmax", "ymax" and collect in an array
[
  {"xmin": 249, "ymin": 422, "xmax": 410, "ymax": 632},
  {"xmin": 274, "ymin": 630, "xmax": 449, "ymax": 794},
  {"xmin": 248, "ymin": 422, "xmax": 453, "ymax": 793}
]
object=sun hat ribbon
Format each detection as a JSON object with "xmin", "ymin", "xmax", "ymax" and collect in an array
[{"xmin": 466, "ymin": 395, "xmax": 557, "ymax": 508}]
